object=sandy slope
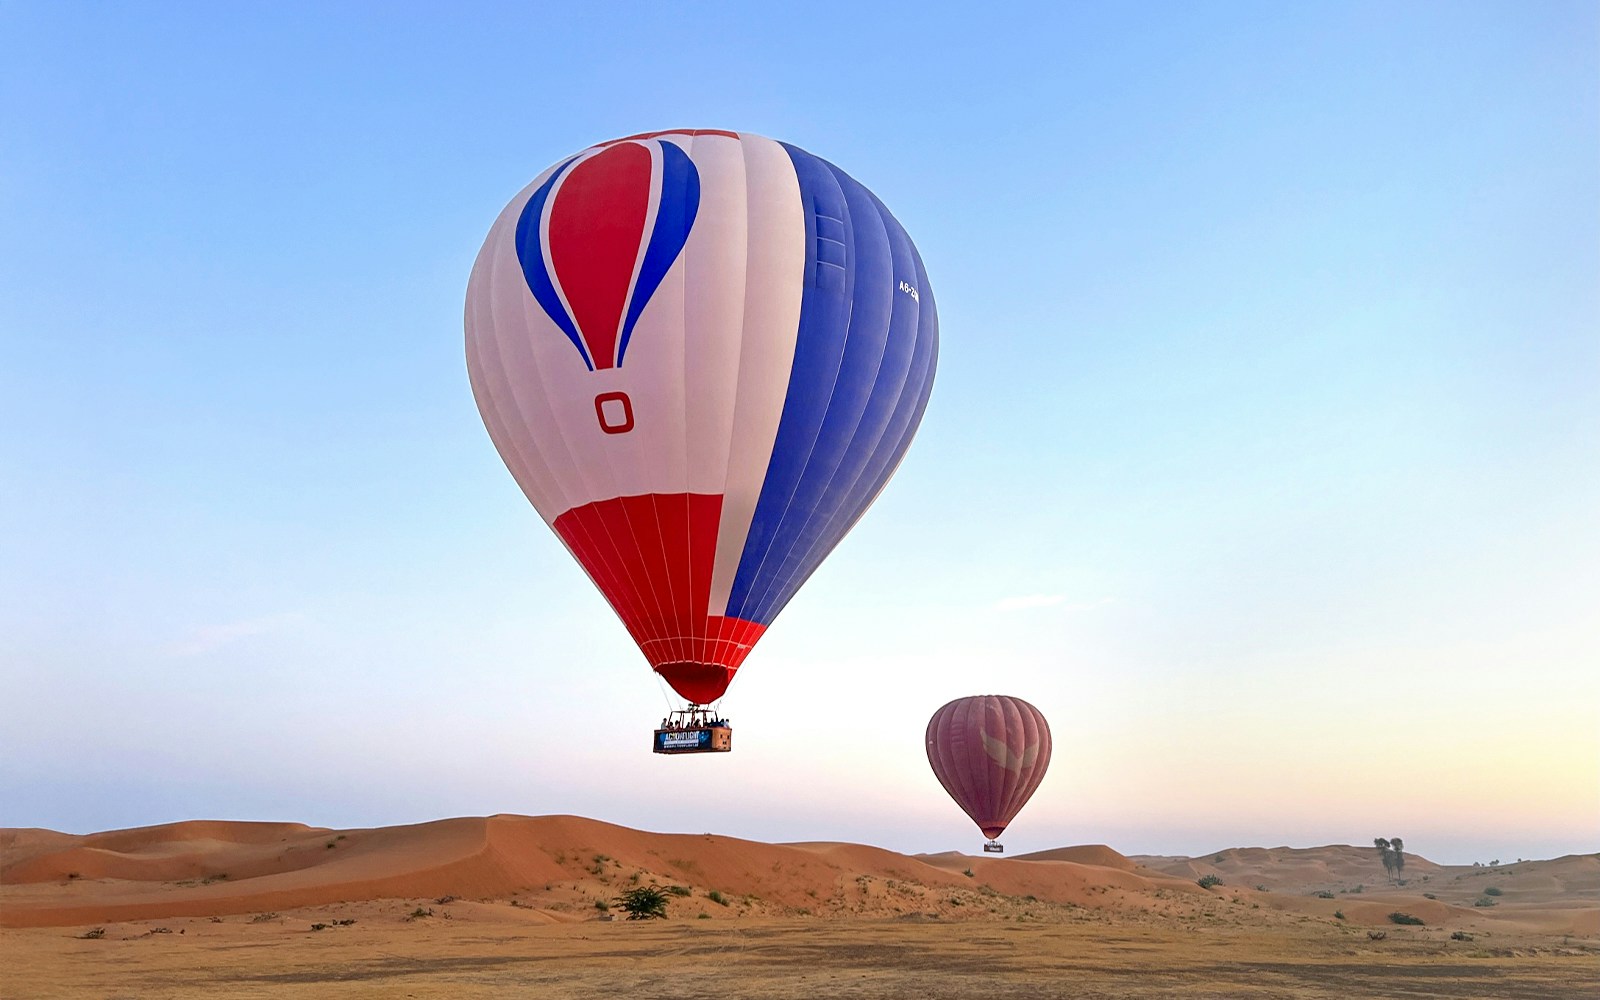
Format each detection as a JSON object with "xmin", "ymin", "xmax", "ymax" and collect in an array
[
  {"xmin": 1131, "ymin": 846, "xmax": 1599, "ymax": 932},
  {"xmin": 1, "ymin": 815, "xmax": 1204, "ymax": 928},
  {"xmin": 3, "ymin": 818, "xmax": 1596, "ymax": 999},
  {"xmin": 2, "ymin": 816, "xmax": 1594, "ymax": 938}
]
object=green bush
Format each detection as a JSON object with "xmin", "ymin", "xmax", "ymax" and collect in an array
[
  {"xmin": 707, "ymin": 890, "xmax": 728, "ymax": 906},
  {"xmin": 1198, "ymin": 874, "xmax": 1222, "ymax": 889},
  {"xmin": 1388, "ymin": 912, "xmax": 1424, "ymax": 925},
  {"xmin": 1483, "ymin": 886, "xmax": 1502, "ymax": 896},
  {"xmin": 1333, "ymin": 911, "xmax": 1345, "ymax": 920},
  {"xmin": 614, "ymin": 885, "xmax": 668, "ymax": 920},
  {"xmin": 1474, "ymin": 896, "xmax": 1497, "ymax": 907},
  {"xmin": 667, "ymin": 885, "xmax": 691, "ymax": 896},
  {"xmin": 1312, "ymin": 890, "xmax": 1335, "ymax": 899}
]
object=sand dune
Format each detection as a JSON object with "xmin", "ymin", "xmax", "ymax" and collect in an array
[
  {"xmin": 3, "ymin": 817, "xmax": 1594, "ymax": 940},
  {"xmin": 4, "ymin": 818, "xmax": 1596, "ymax": 999},
  {"xmin": 1130, "ymin": 845, "xmax": 1599, "ymax": 935},
  {"xmin": 1, "ymin": 815, "xmax": 1202, "ymax": 928}
]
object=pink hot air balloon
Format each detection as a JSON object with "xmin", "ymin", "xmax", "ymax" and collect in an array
[{"xmin": 926, "ymin": 696, "xmax": 1052, "ymax": 851}]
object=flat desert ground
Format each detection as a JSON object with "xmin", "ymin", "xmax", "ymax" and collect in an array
[{"xmin": 3, "ymin": 816, "xmax": 1595, "ymax": 998}]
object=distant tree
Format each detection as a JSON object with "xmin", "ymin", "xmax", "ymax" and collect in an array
[{"xmin": 1374, "ymin": 837, "xmax": 1406, "ymax": 884}]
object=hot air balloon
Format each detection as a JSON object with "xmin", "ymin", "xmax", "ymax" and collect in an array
[
  {"xmin": 466, "ymin": 130, "xmax": 938, "ymax": 753},
  {"xmin": 926, "ymin": 696, "xmax": 1052, "ymax": 851}
]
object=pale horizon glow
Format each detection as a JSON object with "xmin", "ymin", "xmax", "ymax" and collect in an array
[{"xmin": 2, "ymin": 2, "xmax": 1596, "ymax": 868}]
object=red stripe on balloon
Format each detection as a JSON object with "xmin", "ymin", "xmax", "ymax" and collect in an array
[
  {"xmin": 553, "ymin": 493, "xmax": 764, "ymax": 703},
  {"xmin": 547, "ymin": 143, "xmax": 652, "ymax": 370}
]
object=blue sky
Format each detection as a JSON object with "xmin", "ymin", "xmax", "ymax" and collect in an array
[{"xmin": 3, "ymin": 1, "xmax": 1595, "ymax": 864}]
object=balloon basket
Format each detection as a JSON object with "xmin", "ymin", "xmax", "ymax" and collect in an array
[
  {"xmin": 652, "ymin": 706, "xmax": 733, "ymax": 755},
  {"xmin": 983, "ymin": 842, "xmax": 1004, "ymax": 854}
]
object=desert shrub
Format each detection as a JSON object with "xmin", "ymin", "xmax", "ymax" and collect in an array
[
  {"xmin": 78, "ymin": 927, "xmax": 106, "ymax": 939},
  {"xmin": 1474, "ymin": 896, "xmax": 1497, "ymax": 907},
  {"xmin": 1451, "ymin": 931, "xmax": 1473, "ymax": 941},
  {"xmin": 1388, "ymin": 912, "xmax": 1424, "ymax": 925},
  {"xmin": 334, "ymin": 919, "xmax": 356, "ymax": 926},
  {"xmin": 1197, "ymin": 874, "xmax": 1222, "ymax": 889},
  {"xmin": 250, "ymin": 913, "xmax": 279, "ymax": 923},
  {"xmin": 593, "ymin": 899, "xmax": 610, "ymax": 912},
  {"xmin": 1483, "ymin": 886, "xmax": 1502, "ymax": 896},
  {"xmin": 435, "ymin": 895, "xmax": 457, "ymax": 905},
  {"xmin": 707, "ymin": 890, "xmax": 728, "ymax": 906},
  {"xmin": 310, "ymin": 923, "xmax": 329, "ymax": 931},
  {"xmin": 1334, "ymin": 911, "xmax": 1345, "ymax": 920},
  {"xmin": 667, "ymin": 885, "xmax": 691, "ymax": 896},
  {"xmin": 615, "ymin": 885, "xmax": 668, "ymax": 920},
  {"xmin": 963, "ymin": 868, "xmax": 974, "ymax": 878},
  {"xmin": 326, "ymin": 842, "xmax": 336, "ymax": 849},
  {"xmin": 1368, "ymin": 930, "xmax": 1386, "ymax": 940},
  {"xmin": 407, "ymin": 907, "xmax": 434, "ymax": 920},
  {"xmin": 1423, "ymin": 893, "xmax": 1436, "ymax": 899},
  {"xmin": 697, "ymin": 912, "xmax": 710, "ymax": 919},
  {"xmin": 1313, "ymin": 890, "xmax": 1335, "ymax": 899}
]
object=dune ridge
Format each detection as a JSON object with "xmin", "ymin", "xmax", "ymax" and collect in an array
[{"xmin": 3, "ymin": 816, "xmax": 1594, "ymax": 936}]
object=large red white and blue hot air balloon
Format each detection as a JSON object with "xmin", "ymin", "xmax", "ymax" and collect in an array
[{"xmin": 465, "ymin": 130, "xmax": 938, "ymax": 746}]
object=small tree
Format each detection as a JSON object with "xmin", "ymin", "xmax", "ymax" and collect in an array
[
  {"xmin": 615, "ymin": 884, "xmax": 669, "ymax": 920},
  {"xmin": 1374, "ymin": 837, "xmax": 1406, "ymax": 884}
]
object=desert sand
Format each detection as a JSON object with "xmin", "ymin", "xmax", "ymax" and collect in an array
[{"xmin": 3, "ymin": 816, "xmax": 1595, "ymax": 998}]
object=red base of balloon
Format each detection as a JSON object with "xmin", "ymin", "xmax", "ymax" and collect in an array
[
  {"xmin": 554, "ymin": 492, "xmax": 767, "ymax": 702},
  {"xmin": 654, "ymin": 660, "xmax": 738, "ymax": 705}
]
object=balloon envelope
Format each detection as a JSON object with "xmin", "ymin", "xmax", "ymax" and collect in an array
[
  {"xmin": 926, "ymin": 696, "xmax": 1052, "ymax": 840},
  {"xmin": 466, "ymin": 130, "xmax": 938, "ymax": 704}
]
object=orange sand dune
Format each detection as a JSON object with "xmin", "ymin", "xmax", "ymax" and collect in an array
[
  {"xmin": 3, "ymin": 817, "xmax": 1594, "ymax": 939},
  {"xmin": 1131, "ymin": 845, "xmax": 1599, "ymax": 936},
  {"xmin": 0, "ymin": 815, "xmax": 1200, "ymax": 928},
  {"xmin": 1014, "ymin": 844, "xmax": 1138, "ymax": 871},
  {"xmin": 1131, "ymin": 844, "xmax": 1446, "ymax": 892}
]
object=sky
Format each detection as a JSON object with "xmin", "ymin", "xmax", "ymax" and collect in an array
[{"xmin": 2, "ymin": 1, "xmax": 1596, "ymax": 866}]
